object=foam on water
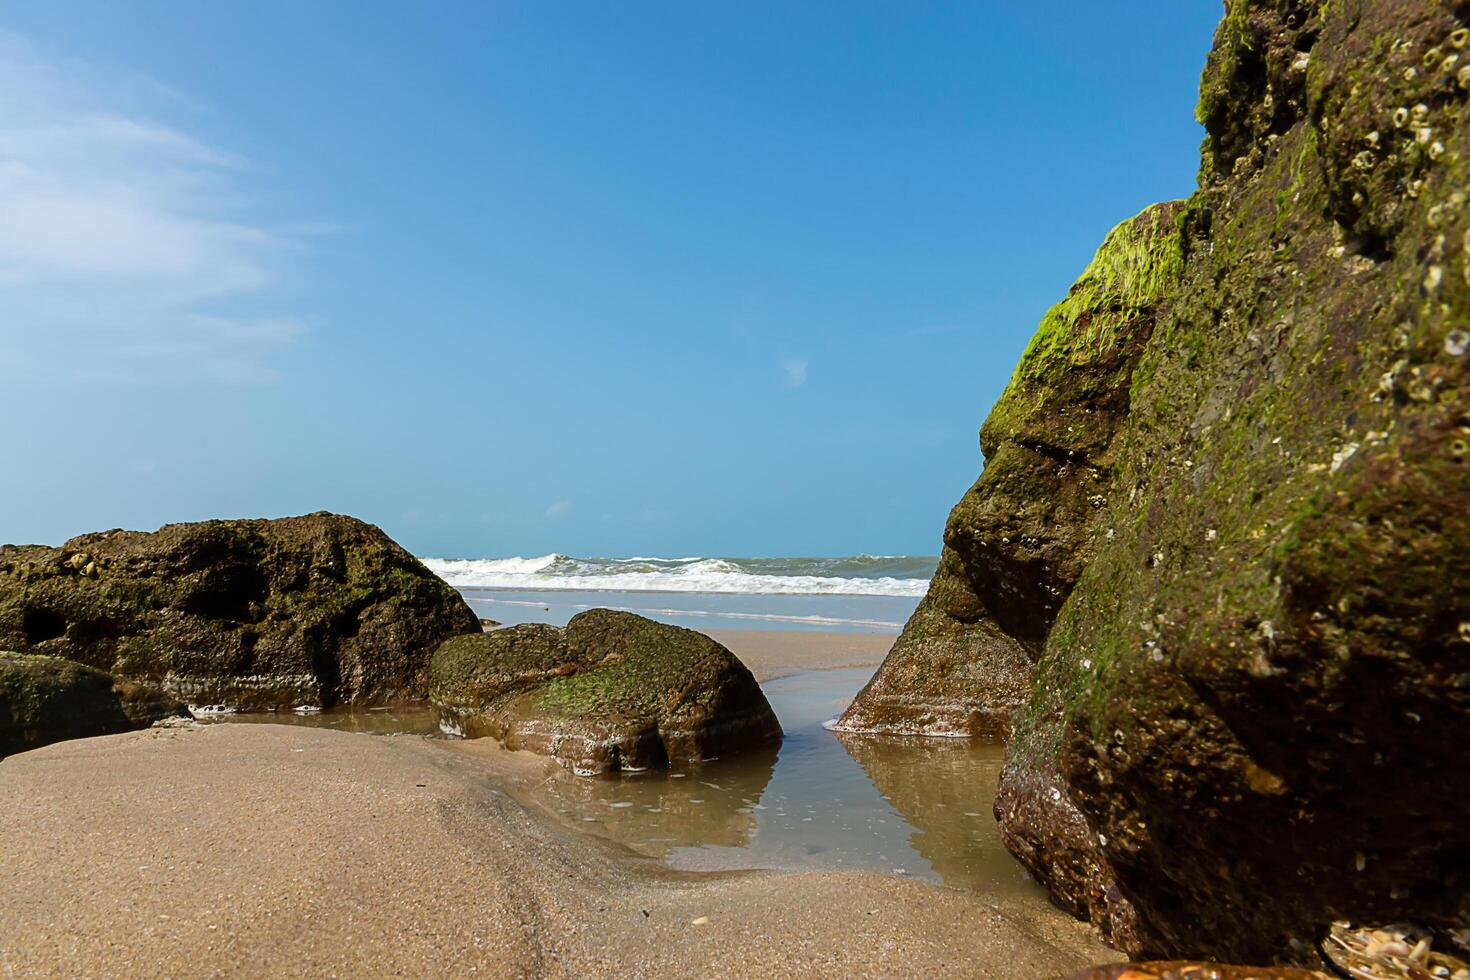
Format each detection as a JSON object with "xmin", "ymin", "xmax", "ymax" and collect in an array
[{"xmin": 420, "ymin": 553, "xmax": 936, "ymax": 598}]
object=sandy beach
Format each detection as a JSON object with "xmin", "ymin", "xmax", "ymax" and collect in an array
[
  {"xmin": 0, "ymin": 632, "xmax": 1116, "ymax": 978},
  {"xmin": 706, "ymin": 628, "xmax": 898, "ymax": 682}
]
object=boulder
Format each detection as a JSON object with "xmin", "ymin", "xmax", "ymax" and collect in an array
[
  {"xmin": 848, "ymin": 0, "xmax": 1470, "ymax": 963},
  {"xmin": 0, "ymin": 652, "xmax": 188, "ymax": 757},
  {"xmin": 836, "ymin": 203, "xmax": 1182, "ymax": 738},
  {"xmin": 430, "ymin": 609, "xmax": 782, "ymax": 774},
  {"xmin": 0, "ymin": 513, "xmax": 480, "ymax": 709}
]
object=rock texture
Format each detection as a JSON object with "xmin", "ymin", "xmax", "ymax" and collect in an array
[
  {"xmin": 430, "ymin": 609, "xmax": 782, "ymax": 774},
  {"xmin": 0, "ymin": 652, "xmax": 187, "ymax": 757},
  {"xmin": 0, "ymin": 513, "xmax": 479, "ymax": 709},
  {"xmin": 838, "ymin": 201, "xmax": 1184, "ymax": 740},
  {"xmin": 852, "ymin": 0, "xmax": 1470, "ymax": 964},
  {"xmin": 1065, "ymin": 966, "xmax": 1330, "ymax": 980}
]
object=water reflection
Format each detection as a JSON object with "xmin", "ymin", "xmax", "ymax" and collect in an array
[
  {"xmin": 528, "ymin": 667, "xmax": 1045, "ymax": 901},
  {"xmin": 202, "ymin": 705, "xmax": 441, "ymax": 736},
  {"xmin": 529, "ymin": 742, "xmax": 779, "ymax": 853},
  {"xmin": 207, "ymin": 669, "xmax": 1044, "ymax": 902},
  {"xmin": 836, "ymin": 731, "xmax": 1034, "ymax": 900}
]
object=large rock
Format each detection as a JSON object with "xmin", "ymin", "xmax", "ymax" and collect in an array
[
  {"xmin": 430, "ymin": 609, "xmax": 782, "ymax": 774},
  {"xmin": 0, "ymin": 513, "xmax": 480, "ymax": 709},
  {"xmin": 837, "ymin": 203, "xmax": 1182, "ymax": 737},
  {"xmin": 853, "ymin": 0, "xmax": 1470, "ymax": 963},
  {"xmin": 0, "ymin": 652, "xmax": 188, "ymax": 757}
]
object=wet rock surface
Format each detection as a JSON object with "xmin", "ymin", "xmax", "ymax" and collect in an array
[
  {"xmin": 993, "ymin": 760, "xmax": 1141, "ymax": 951},
  {"xmin": 1065, "ymin": 965, "xmax": 1330, "ymax": 980},
  {"xmin": 849, "ymin": 0, "xmax": 1470, "ymax": 964},
  {"xmin": 429, "ymin": 609, "xmax": 782, "ymax": 774},
  {"xmin": 0, "ymin": 652, "xmax": 188, "ymax": 757},
  {"xmin": 0, "ymin": 513, "xmax": 480, "ymax": 709},
  {"xmin": 1321, "ymin": 921, "xmax": 1470, "ymax": 980}
]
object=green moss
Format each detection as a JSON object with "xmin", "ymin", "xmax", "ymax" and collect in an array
[
  {"xmin": 1224, "ymin": 0, "xmax": 1253, "ymax": 50},
  {"xmin": 0, "ymin": 514, "xmax": 479, "ymax": 709},
  {"xmin": 984, "ymin": 204, "xmax": 1184, "ymax": 447},
  {"xmin": 536, "ymin": 663, "xmax": 644, "ymax": 717},
  {"xmin": 1036, "ymin": 212, "xmax": 1183, "ymax": 357}
]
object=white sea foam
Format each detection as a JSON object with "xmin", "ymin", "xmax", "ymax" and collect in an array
[
  {"xmin": 420, "ymin": 554, "xmax": 933, "ymax": 598},
  {"xmin": 450, "ymin": 553, "xmax": 564, "ymax": 575}
]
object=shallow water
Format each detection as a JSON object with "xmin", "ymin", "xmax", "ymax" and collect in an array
[
  {"xmin": 529, "ymin": 668, "xmax": 1043, "ymax": 902},
  {"xmin": 459, "ymin": 588, "xmax": 919, "ymax": 634},
  {"xmin": 203, "ymin": 704, "xmax": 441, "ymax": 736},
  {"xmin": 211, "ymin": 668, "xmax": 1044, "ymax": 903}
]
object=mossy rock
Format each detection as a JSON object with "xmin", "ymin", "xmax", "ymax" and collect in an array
[
  {"xmin": 860, "ymin": 0, "xmax": 1470, "ymax": 962},
  {"xmin": 429, "ymin": 609, "xmax": 782, "ymax": 775},
  {"xmin": 838, "ymin": 202, "xmax": 1184, "ymax": 738},
  {"xmin": 0, "ymin": 652, "xmax": 188, "ymax": 757},
  {"xmin": 0, "ymin": 513, "xmax": 481, "ymax": 709}
]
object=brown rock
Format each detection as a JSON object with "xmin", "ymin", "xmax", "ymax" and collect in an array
[
  {"xmin": 0, "ymin": 652, "xmax": 188, "ymax": 757},
  {"xmin": 837, "ymin": 203, "xmax": 1183, "ymax": 738},
  {"xmin": 838, "ymin": 0, "xmax": 1470, "ymax": 963},
  {"xmin": 429, "ymin": 609, "xmax": 782, "ymax": 774},
  {"xmin": 0, "ymin": 512, "xmax": 480, "ymax": 709}
]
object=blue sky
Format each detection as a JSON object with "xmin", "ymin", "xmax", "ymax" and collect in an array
[{"xmin": 0, "ymin": 2, "xmax": 1222, "ymax": 558}]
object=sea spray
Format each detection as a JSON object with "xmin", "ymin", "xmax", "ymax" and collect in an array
[{"xmin": 420, "ymin": 554, "xmax": 937, "ymax": 597}]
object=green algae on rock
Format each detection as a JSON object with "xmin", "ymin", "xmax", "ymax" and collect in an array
[
  {"xmin": 0, "ymin": 513, "xmax": 480, "ymax": 710},
  {"xmin": 836, "ymin": 202, "xmax": 1185, "ymax": 738},
  {"xmin": 852, "ymin": 0, "xmax": 1470, "ymax": 964},
  {"xmin": 429, "ymin": 609, "xmax": 782, "ymax": 775},
  {"xmin": 1005, "ymin": 0, "xmax": 1470, "ymax": 962},
  {"xmin": 0, "ymin": 652, "xmax": 188, "ymax": 757}
]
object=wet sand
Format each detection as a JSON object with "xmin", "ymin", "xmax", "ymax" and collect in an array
[
  {"xmin": 707, "ymin": 627, "xmax": 896, "ymax": 681},
  {"xmin": 0, "ymin": 632, "xmax": 1117, "ymax": 978}
]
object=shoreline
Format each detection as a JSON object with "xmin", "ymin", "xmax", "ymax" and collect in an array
[
  {"xmin": 0, "ymin": 629, "xmax": 1117, "ymax": 977},
  {"xmin": 706, "ymin": 627, "xmax": 895, "ymax": 681},
  {"xmin": 455, "ymin": 584, "xmax": 927, "ymax": 598}
]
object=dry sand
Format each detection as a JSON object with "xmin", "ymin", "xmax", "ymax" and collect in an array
[{"xmin": 0, "ymin": 631, "xmax": 1117, "ymax": 978}]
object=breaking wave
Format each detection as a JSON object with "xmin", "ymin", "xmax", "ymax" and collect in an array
[{"xmin": 419, "ymin": 554, "xmax": 936, "ymax": 597}]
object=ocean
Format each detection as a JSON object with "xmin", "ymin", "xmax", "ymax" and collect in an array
[{"xmin": 421, "ymin": 554, "xmax": 937, "ymax": 634}]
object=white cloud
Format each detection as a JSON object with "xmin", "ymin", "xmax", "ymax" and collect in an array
[
  {"xmin": 0, "ymin": 32, "xmax": 314, "ymax": 385},
  {"xmin": 780, "ymin": 356, "xmax": 808, "ymax": 387},
  {"xmin": 543, "ymin": 500, "xmax": 573, "ymax": 520}
]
